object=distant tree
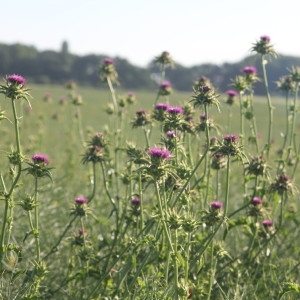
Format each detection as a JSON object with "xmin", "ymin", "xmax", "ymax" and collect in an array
[{"xmin": 1, "ymin": 42, "xmax": 300, "ymax": 94}]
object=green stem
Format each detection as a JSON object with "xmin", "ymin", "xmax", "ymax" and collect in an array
[
  {"xmin": 286, "ymin": 83, "xmax": 299, "ymax": 163},
  {"xmin": 75, "ymin": 106, "xmax": 85, "ymax": 146},
  {"xmin": 106, "ymin": 76, "xmax": 120, "ymax": 199},
  {"xmin": 261, "ymin": 55, "xmax": 273, "ymax": 158},
  {"xmin": 249, "ymin": 91, "xmax": 260, "ymax": 153},
  {"xmin": 184, "ymin": 232, "xmax": 191, "ymax": 281},
  {"xmin": 34, "ymin": 177, "xmax": 41, "ymax": 263},
  {"xmin": 88, "ymin": 162, "xmax": 97, "ymax": 203},
  {"xmin": 155, "ymin": 181, "xmax": 174, "ymax": 252},
  {"xmin": 207, "ymin": 237, "xmax": 216, "ymax": 300},
  {"xmin": 224, "ymin": 157, "xmax": 231, "ymax": 217},
  {"xmin": 138, "ymin": 172, "xmax": 144, "ymax": 230},
  {"xmin": 238, "ymin": 93, "xmax": 245, "ymax": 146},
  {"xmin": 0, "ymin": 99, "xmax": 23, "ymax": 264},
  {"xmin": 143, "ymin": 126, "xmax": 150, "ymax": 149}
]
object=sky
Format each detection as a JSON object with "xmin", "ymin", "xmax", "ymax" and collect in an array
[{"xmin": 2, "ymin": 0, "xmax": 300, "ymax": 67}]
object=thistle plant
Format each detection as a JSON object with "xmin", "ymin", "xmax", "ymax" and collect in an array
[
  {"xmin": 251, "ymin": 35, "xmax": 278, "ymax": 157},
  {"xmin": 0, "ymin": 75, "xmax": 31, "ymax": 267}
]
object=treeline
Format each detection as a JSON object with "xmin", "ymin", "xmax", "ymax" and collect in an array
[{"xmin": 1, "ymin": 42, "xmax": 300, "ymax": 94}]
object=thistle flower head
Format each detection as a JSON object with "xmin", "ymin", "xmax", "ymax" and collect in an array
[
  {"xmin": 0, "ymin": 74, "xmax": 31, "ymax": 101},
  {"xmin": 74, "ymin": 197, "xmax": 88, "ymax": 205},
  {"xmin": 213, "ymin": 134, "xmax": 243, "ymax": 157},
  {"xmin": 126, "ymin": 91, "xmax": 136, "ymax": 104},
  {"xmin": 225, "ymin": 90, "xmax": 238, "ymax": 105},
  {"xmin": 154, "ymin": 51, "xmax": 175, "ymax": 68},
  {"xmin": 166, "ymin": 130, "xmax": 176, "ymax": 138},
  {"xmin": 88, "ymin": 132, "xmax": 107, "ymax": 149},
  {"xmin": 99, "ymin": 57, "xmax": 118, "ymax": 84},
  {"xmin": 32, "ymin": 154, "xmax": 50, "ymax": 166},
  {"xmin": 148, "ymin": 147, "xmax": 171, "ymax": 160},
  {"xmin": 262, "ymin": 219, "xmax": 273, "ymax": 227},
  {"xmin": 210, "ymin": 136, "xmax": 218, "ymax": 146},
  {"xmin": 190, "ymin": 85, "xmax": 220, "ymax": 109},
  {"xmin": 82, "ymin": 145, "xmax": 106, "ymax": 164},
  {"xmin": 245, "ymin": 155, "xmax": 267, "ymax": 176},
  {"xmin": 152, "ymin": 102, "xmax": 170, "ymax": 122},
  {"xmin": 158, "ymin": 81, "xmax": 173, "ymax": 96},
  {"xmin": 166, "ymin": 106, "xmax": 184, "ymax": 115},
  {"xmin": 104, "ymin": 58, "xmax": 114, "ymax": 65},
  {"xmin": 155, "ymin": 102, "xmax": 170, "ymax": 110},
  {"xmin": 223, "ymin": 134, "xmax": 238, "ymax": 145},
  {"xmin": 211, "ymin": 152, "xmax": 226, "ymax": 170},
  {"xmin": 243, "ymin": 66, "xmax": 257, "ymax": 75},
  {"xmin": 7, "ymin": 74, "xmax": 26, "ymax": 85},
  {"xmin": 276, "ymin": 75, "xmax": 296, "ymax": 93},
  {"xmin": 252, "ymin": 35, "xmax": 277, "ymax": 57},
  {"xmin": 193, "ymin": 76, "xmax": 213, "ymax": 90},
  {"xmin": 132, "ymin": 109, "xmax": 151, "ymax": 127},
  {"xmin": 26, "ymin": 153, "xmax": 52, "ymax": 180},
  {"xmin": 226, "ymin": 90, "xmax": 238, "ymax": 97},
  {"xmin": 210, "ymin": 201, "xmax": 223, "ymax": 210},
  {"xmin": 43, "ymin": 93, "xmax": 52, "ymax": 102},
  {"xmin": 270, "ymin": 173, "xmax": 294, "ymax": 195},
  {"xmin": 230, "ymin": 75, "xmax": 248, "ymax": 92},
  {"xmin": 131, "ymin": 197, "xmax": 141, "ymax": 206},
  {"xmin": 288, "ymin": 66, "xmax": 300, "ymax": 83},
  {"xmin": 251, "ymin": 197, "xmax": 262, "ymax": 206}
]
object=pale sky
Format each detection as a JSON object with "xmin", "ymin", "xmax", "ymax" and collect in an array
[{"xmin": 2, "ymin": 0, "xmax": 299, "ymax": 67}]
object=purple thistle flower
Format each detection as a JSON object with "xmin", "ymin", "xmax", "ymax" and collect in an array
[
  {"xmin": 202, "ymin": 86, "xmax": 211, "ymax": 92},
  {"xmin": 136, "ymin": 109, "xmax": 147, "ymax": 116},
  {"xmin": 59, "ymin": 96, "xmax": 67, "ymax": 104},
  {"xmin": 214, "ymin": 153, "xmax": 223, "ymax": 158},
  {"xmin": 90, "ymin": 145, "xmax": 101, "ymax": 153},
  {"xmin": 131, "ymin": 197, "xmax": 141, "ymax": 206},
  {"xmin": 78, "ymin": 228, "xmax": 87, "ymax": 235},
  {"xmin": 31, "ymin": 154, "xmax": 49, "ymax": 165},
  {"xmin": 104, "ymin": 58, "xmax": 114, "ymax": 65},
  {"xmin": 74, "ymin": 197, "xmax": 88, "ymax": 204},
  {"xmin": 167, "ymin": 106, "xmax": 184, "ymax": 115},
  {"xmin": 155, "ymin": 103, "xmax": 170, "ymax": 111},
  {"xmin": 6, "ymin": 74, "xmax": 26, "ymax": 85},
  {"xmin": 160, "ymin": 81, "xmax": 172, "ymax": 88},
  {"xmin": 210, "ymin": 136, "xmax": 218, "ymax": 145},
  {"xmin": 43, "ymin": 93, "xmax": 52, "ymax": 101},
  {"xmin": 251, "ymin": 197, "xmax": 262, "ymax": 206},
  {"xmin": 262, "ymin": 220, "xmax": 273, "ymax": 227},
  {"xmin": 226, "ymin": 90, "xmax": 238, "ymax": 97},
  {"xmin": 200, "ymin": 113, "xmax": 209, "ymax": 121},
  {"xmin": 243, "ymin": 66, "xmax": 257, "ymax": 75},
  {"xmin": 166, "ymin": 130, "xmax": 176, "ymax": 138},
  {"xmin": 260, "ymin": 35, "xmax": 270, "ymax": 42},
  {"xmin": 95, "ymin": 132, "xmax": 103, "ymax": 138},
  {"xmin": 223, "ymin": 134, "xmax": 238, "ymax": 144},
  {"xmin": 148, "ymin": 147, "xmax": 171, "ymax": 160},
  {"xmin": 210, "ymin": 201, "xmax": 223, "ymax": 210}
]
